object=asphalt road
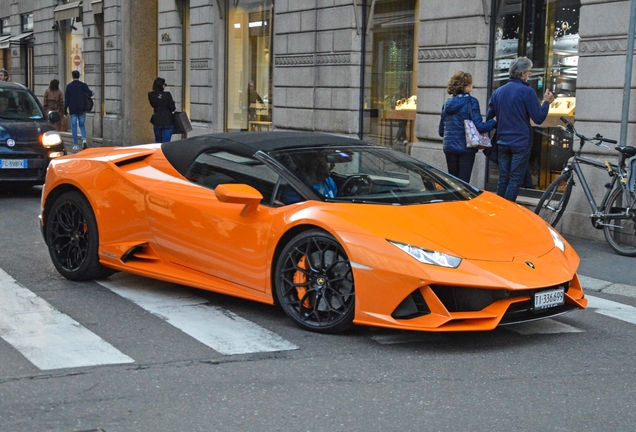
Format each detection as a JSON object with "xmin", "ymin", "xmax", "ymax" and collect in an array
[{"xmin": 1, "ymin": 186, "xmax": 635, "ymax": 432}]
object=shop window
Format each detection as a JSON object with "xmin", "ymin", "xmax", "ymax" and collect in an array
[
  {"xmin": 489, "ymin": 0, "xmax": 580, "ymax": 193},
  {"xmin": 226, "ymin": 0, "xmax": 273, "ymax": 132},
  {"xmin": 362, "ymin": 0, "xmax": 417, "ymax": 154},
  {"xmin": 65, "ymin": 19, "xmax": 84, "ymax": 78}
]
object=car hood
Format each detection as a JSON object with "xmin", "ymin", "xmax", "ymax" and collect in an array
[
  {"xmin": 0, "ymin": 120, "xmax": 55, "ymax": 142},
  {"xmin": 313, "ymin": 192, "xmax": 556, "ymax": 262}
]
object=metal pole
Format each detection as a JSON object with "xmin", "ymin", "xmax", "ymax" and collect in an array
[{"xmin": 619, "ymin": 0, "xmax": 636, "ymax": 147}]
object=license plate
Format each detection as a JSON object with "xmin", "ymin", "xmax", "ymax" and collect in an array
[
  {"xmin": 1, "ymin": 159, "xmax": 27, "ymax": 169},
  {"xmin": 534, "ymin": 288, "xmax": 565, "ymax": 310}
]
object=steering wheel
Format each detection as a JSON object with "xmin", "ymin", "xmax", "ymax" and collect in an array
[{"xmin": 338, "ymin": 175, "xmax": 371, "ymax": 197}]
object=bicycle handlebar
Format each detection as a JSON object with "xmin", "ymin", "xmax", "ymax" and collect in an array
[{"xmin": 559, "ymin": 116, "xmax": 617, "ymax": 146}]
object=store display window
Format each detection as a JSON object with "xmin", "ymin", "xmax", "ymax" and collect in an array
[
  {"xmin": 362, "ymin": 0, "xmax": 418, "ymax": 153},
  {"xmin": 65, "ymin": 18, "xmax": 84, "ymax": 77},
  {"xmin": 226, "ymin": 0, "xmax": 273, "ymax": 132},
  {"xmin": 489, "ymin": 0, "xmax": 580, "ymax": 192}
]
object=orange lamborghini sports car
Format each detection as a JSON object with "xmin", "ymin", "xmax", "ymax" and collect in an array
[{"xmin": 40, "ymin": 132, "xmax": 586, "ymax": 333}]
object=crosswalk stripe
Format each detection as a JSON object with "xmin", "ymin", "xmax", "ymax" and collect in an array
[
  {"xmin": 587, "ymin": 295, "xmax": 636, "ymax": 326},
  {"xmin": 506, "ymin": 319, "xmax": 584, "ymax": 335},
  {"xmin": 96, "ymin": 274, "xmax": 298, "ymax": 355},
  {"xmin": 0, "ymin": 268, "xmax": 134, "ymax": 370}
]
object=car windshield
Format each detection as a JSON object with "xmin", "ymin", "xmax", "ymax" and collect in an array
[
  {"xmin": 269, "ymin": 145, "xmax": 481, "ymax": 204},
  {"xmin": 0, "ymin": 88, "xmax": 44, "ymax": 120}
]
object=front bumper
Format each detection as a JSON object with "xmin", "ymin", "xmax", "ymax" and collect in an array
[{"xmin": 0, "ymin": 147, "xmax": 65, "ymax": 184}]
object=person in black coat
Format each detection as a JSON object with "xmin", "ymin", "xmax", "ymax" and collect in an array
[
  {"xmin": 65, "ymin": 70, "xmax": 93, "ymax": 151},
  {"xmin": 148, "ymin": 77, "xmax": 176, "ymax": 143}
]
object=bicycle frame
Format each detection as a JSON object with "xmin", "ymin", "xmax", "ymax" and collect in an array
[
  {"xmin": 567, "ymin": 155, "xmax": 619, "ymax": 219},
  {"xmin": 537, "ymin": 117, "xmax": 636, "ymax": 255}
]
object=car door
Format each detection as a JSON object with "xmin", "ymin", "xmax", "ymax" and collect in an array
[{"xmin": 145, "ymin": 151, "xmax": 284, "ymax": 292}]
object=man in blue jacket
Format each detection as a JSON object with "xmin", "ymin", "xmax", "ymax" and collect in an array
[
  {"xmin": 64, "ymin": 70, "xmax": 93, "ymax": 152},
  {"xmin": 486, "ymin": 57, "xmax": 554, "ymax": 201}
]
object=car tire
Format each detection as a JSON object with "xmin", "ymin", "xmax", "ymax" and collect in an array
[
  {"xmin": 275, "ymin": 229, "xmax": 355, "ymax": 333},
  {"xmin": 45, "ymin": 191, "xmax": 114, "ymax": 281}
]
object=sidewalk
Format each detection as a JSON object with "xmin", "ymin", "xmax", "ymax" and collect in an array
[{"xmin": 564, "ymin": 235, "xmax": 636, "ymax": 298}]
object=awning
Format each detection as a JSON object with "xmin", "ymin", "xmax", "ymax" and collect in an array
[
  {"xmin": 91, "ymin": 0, "xmax": 103, "ymax": 15},
  {"xmin": 0, "ymin": 35, "xmax": 10, "ymax": 50},
  {"xmin": 0, "ymin": 33, "xmax": 33, "ymax": 50},
  {"xmin": 54, "ymin": 1, "xmax": 83, "ymax": 21}
]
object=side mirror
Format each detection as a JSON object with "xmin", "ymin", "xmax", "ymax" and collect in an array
[
  {"xmin": 48, "ymin": 111, "xmax": 61, "ymax": 123},
  {"xmin": 214, "ymin": 183, "xmax": 263, "ymax": 216}
]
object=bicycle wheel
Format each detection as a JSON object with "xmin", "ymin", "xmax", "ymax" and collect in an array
[
  {"xmin": 603, "ymin": 186, "xmax": 636, "ymax": 256},
  {"xmin": 535, "ymin": 172, "xmax": 573, "ymax": 227}
]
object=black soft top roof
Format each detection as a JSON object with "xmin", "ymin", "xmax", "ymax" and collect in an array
[{"xmin": 162, "ymin": 131, "xmax": 368, "ymax": 176}]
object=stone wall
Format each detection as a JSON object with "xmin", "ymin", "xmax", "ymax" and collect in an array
[
  {"xmin": 410, "ymin": 0, "xmax": 493, "ymax": 188},
  {"xmin": 555, "ymin": 0, "xmax": 636, "ymax": 240},
  {"xmin": 273, "ymin": 0, "xmax": 361, "ymax": 135}
]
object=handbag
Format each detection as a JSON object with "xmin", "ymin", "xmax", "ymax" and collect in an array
[
  {"xmin": 464, "ymin": 97, "xmax": 492, "ymax": 149},
  {"xmin": 464, "ymin": 119, "xmax": 492, "ymax": 149},
  {"xmin": 85, "ymin": 94, "xmax": 94, "ymax": 112},
  {"xmin": 483, "ymin": 132, "xmax": 498, "ymax": 163},
  {"xmin": 172, "ymin": 111, "xmax": 192, "ymax": 134}
]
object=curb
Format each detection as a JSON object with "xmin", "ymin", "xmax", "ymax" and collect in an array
[{"xmin": 579, "ymin": 275, "xmax": 636, "ymax": 299}]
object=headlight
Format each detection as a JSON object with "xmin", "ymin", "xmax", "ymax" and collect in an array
[
  {"xmin": 42, "ymin": 131, "xmax": 62, "ymax": 148},
  {"xmin": 388, "ymin": 240, "xmax": 462, "ymax": 268},
  {"xmin": 548, "ymin": 226, "xmax": 566, "ymax": 252}
]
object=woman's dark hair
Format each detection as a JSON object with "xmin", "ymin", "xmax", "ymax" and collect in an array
[
  {"xmin": 152, "ymin": 77, "xmax": 166, "ymax": 92},
  {"xmin": 447, "ymin": 71, "xmax": 472, "ymax": 96},
  {"xmin": 49, "ymin": 79, "xmax": 60, "ymax": 91}
]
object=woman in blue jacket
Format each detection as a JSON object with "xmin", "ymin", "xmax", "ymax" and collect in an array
[{"xmin": 438, "ymin": 71, "xmax": 496, "ymax": 183}]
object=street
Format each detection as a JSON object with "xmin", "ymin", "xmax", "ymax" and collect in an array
[{"xmin": 1, "ymin": 186, "xmax": 636, "ymax": 432}]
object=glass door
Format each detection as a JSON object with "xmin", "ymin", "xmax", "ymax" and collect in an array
[
  {"xmin": 489, "ymin": 0, "xmax": 580, "ymax": 192},
  {"xmin": 226, "ymin": 0, "xmax": 273, "ymax": 132}
]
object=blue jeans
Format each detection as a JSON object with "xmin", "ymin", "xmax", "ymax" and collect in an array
[
  {"xmin": 496, "ymin": 144, "xmax": 532, "ymax": 201},
  {"xmin": 153, "ymin": 125, "xmax": 174, "ymax": 143},
  {"xmin": 444, "ymin": 151, "xmax": 476, "ymax": 183},
  {"xmin": 70, "ymin": 113, "xmax": 87, "ymax": 146}
]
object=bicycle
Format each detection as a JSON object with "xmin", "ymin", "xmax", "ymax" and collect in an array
[{"xmin": 534, "ymin": 117, "xmax": 636, "ymax": 256}]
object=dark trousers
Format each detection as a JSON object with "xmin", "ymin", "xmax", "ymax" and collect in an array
[
  {"xmin": 496, "ymin": 144, "xmax": 532, "ymax": 201},
  {"xmin": 153, "ymin": 125, "xmax": 174, "ymax": 143},
  {"xmin": 444, "ymin": 151, "xmax": 476, "ymax": 183}
]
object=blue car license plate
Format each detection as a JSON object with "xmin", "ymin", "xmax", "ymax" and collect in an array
[{"xmin": 1, "ymin": 159, "xmax": 27, "ymax": 169}]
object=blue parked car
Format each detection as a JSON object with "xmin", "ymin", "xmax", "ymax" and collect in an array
[{"xmin": 0, "ymin": 81, "xmax": 65, "ymax": 186}]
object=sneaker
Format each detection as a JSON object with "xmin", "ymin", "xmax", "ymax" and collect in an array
[
  {"xmin": 82, "ymin": 140, "xmax": 87, "ymax": 149},
  {"xmin": 72, "ymin": 145, "xmax": 80, "ymax": 152}
]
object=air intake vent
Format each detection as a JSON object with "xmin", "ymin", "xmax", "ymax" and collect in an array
[{"xmin": 392, "ymin": 289, "xmax": 430, "ymax": 319}]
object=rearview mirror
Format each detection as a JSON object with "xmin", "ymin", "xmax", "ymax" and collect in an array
[
  {"xmin": 214, "ymin": 184, "xmax": 263, "ymax": 216},
  {"xmin": 48, "ymin": 111, "xmax": 61, "ymax": 123}
]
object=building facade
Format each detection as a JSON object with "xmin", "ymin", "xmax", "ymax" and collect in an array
[{"xmin": 2, "ymin": 0, "xmax": 635, "ymax": 241}]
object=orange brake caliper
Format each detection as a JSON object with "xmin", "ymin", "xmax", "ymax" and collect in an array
[{"xmin": 293, "ymin": 256, "xmax": 311, "ymax": 308}]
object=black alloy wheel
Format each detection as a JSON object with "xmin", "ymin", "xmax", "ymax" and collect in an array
[
  {"xmin": 45, "ymin": 191, "xmax": 114, "ymax": 281},
  {"xmin": 275, "ymin": 229, "xmax": 355, "ymax": 333}
]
